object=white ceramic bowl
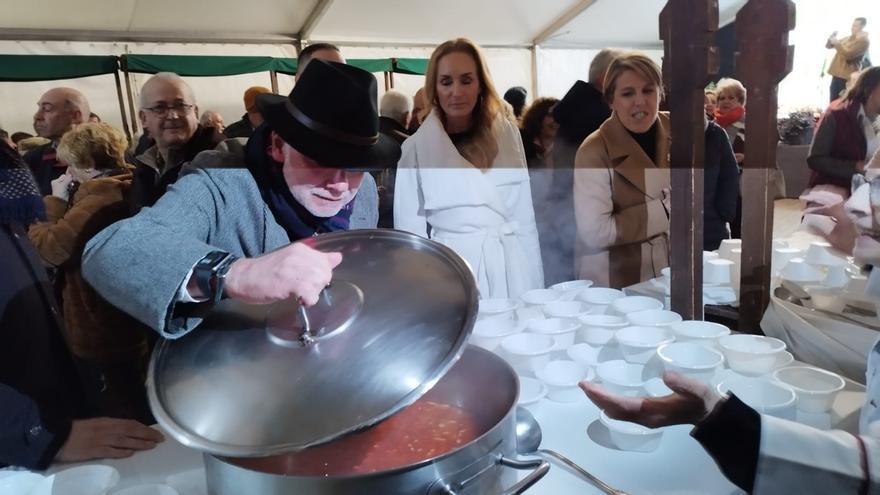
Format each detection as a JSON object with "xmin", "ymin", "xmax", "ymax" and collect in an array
[
  {"xmin": 521, "ymin": 288, "xmax": 561, "ymax": 306},
  {"xmin": 501, "ymin": 333, "xmax": 556, "ymax": 374},
  {"xmin": 644, "ymin": 377, "xmax": 673, "ymax": 397},
  {"xmin": 471, "ymin": 316, "xmax": 522, "ymax": 351},
  {"xmin": 596, "ymin": 360, "xmax": 646, "ymax": 396},
  {"xmin": 577, "ymin": 287, "xmax": 625, "ymax": 306},
  {"xmin": 773, "ymin": 366, "xmax": 846, "ymax": 413},
  {"xmin": 536, "ymin": 360, "xmax": 593, "ymax": 402},
  {"xmin": 550, "ymin": 280, "xmax": 594, "ymax": 300},
  {"xmin": 669, "ymin": 320, "xmax": 731, "ymax": 348},
  {"xmin": 781, "ymin": 258, "xmax": 825, "ymax": 283},
  {"xmin": 478, "ymin": 298, "xmax": 521, "ymax": 318},
  {"xmin": 615, "ymin": 326, "xmax": 675, "ymax": 364},
  {"xmin": 542, "ymin": 301, "xmax": 592, "ymax": 319},
  {"xmin": 599, "ymin": 410, "xmax": 664, "ymax": 453},
  {"xmin": 577, "ymin": 314, "xmax": 628, "ymax": 345},
  {"xmin": 112, "ymin": 484, "xmax": 180, "ymax": 495},
  {"xmin": 626, "ymin": 309, "xmax": 683, "ymax": 327},
  {"xmin": 517, "ymin": 375, "xmax": 548, "ymax": 415},
  {"xmin": 609, "ymin": 296, "xmax": 664, "ymax": 316},
  {"xmin": 656, "ymin": 342, "xmax": 724, "ymax": 384},
  {"xmin": 716, "ymin": 376, "xmax": 797, "ymax": 420},
  {"xmin": 805, "ymin": 241, "xmax": 849, "ymax": 267},
  {"xmin": 52, "ymin": 465, "xmax": 120, "ymax": 495},
  {"xmin": 718, "ymin": 334, "xmax": 787, "ymax": 375},
  {"xmin": 0, "ymin": 472, "xmax": 45, "ymax": 495},
  {"xmin": 527, "ymin": 317, "xmax": 580, "ymax": 349}
]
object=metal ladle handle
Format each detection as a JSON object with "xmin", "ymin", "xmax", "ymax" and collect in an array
[{"xmin": 538, "ymin": 449, "xmax": 627, "ymax": 495}]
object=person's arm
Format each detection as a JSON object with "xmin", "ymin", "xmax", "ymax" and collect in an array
[
  {"xmin": 351, "ymin": 172, "xmax": 379, "ymax": 229},
  {"xmin": 574, "ymin": 144, "xmax": 668, "ymax": 251},
  {"xmin": 0, "ymin": 383, "xmax": 71, "ymax": 470},
  {"xmin": 393, "ymin": 144, "xmax": 429, "ymax": 237},
  {"xmin": 836, "ymin": 36, "xmax": 870, "ymax": 60},
  {"xmin": 714, "ymin": 126, "xmax": 741, "ymax": 223},
  {"xmin": 808, "ymin": 112, "xmax": 864, "ymax": 181}
]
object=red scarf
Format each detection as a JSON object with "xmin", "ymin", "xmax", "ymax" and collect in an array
[{"xmin": 714, "ymin": 106, "xmax": 745, "ymax": 129}]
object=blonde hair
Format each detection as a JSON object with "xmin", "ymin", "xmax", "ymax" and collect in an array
[
  {"xmin": 424, "ymin": 38, "xmax": 506, "ymax": 170},
  {"xmin": 57, "ymin": 123, "xmax": 128, "ymax": 171},
  {"xmin": 716, "ymin": 77, "xmax": 747, "ymax": 105},
  {"xmin": 603, "ymin": 52, "xmax": 665, "ymax": 104}
]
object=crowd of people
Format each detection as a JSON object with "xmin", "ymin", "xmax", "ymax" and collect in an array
[{"xmin": 0, "ymin": 16, "xmax": 879, "ymax": 492}]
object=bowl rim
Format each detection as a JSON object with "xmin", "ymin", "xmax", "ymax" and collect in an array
[
  {"xmin": 596, "ymin": 360, "xmax": 646, "ymax": 387},
  {"xmin": 656, "ymin": 342, "xmax": 724, "ymax": 369},
  {"xmin": 577, "ymin": 287, "xmax": 625, "ymax": 304},
  {"xmin": 599, "ymin": 410, "xmax": 661, "ymax": 435},
  {"xmin": 537, "ymin": 360, "xmax": 589, "ymax": 387},
  {"xmin": 669, "ymin": 320, "xmax": 731, "ymax": 338},
  {"xmin": 615, "ymin": 326, "xmax": 675, "ymax": 347},
  {"xmin": 517, "ymin": 376, "xmax": 548, "ymax": 404},
  {"xmin": 610, "ymin": 296, "xmax": 665, "ymax": 312},
  {"xmin": 527, "ymin": 317, "xmax": 581, "ymax": 335},
  {"xmin": 715, "ymin": 377, "xmax": 797, "ymax": 408},
  {"xmin": 772, "ymin": 366, "xmax": 846, "ymax": 394},
  {"xmin": 626, "ymin": 309, "xmax": 684, "ymax": 325},
  {"xmin": 501, "ymin": 333, "xmax": 556, "ymax": 355},
  {"xmin": 718, "ymin": 334, "xmax": 787, "ymax": 355},
  {"xmin": 550, "ymin": 279, "xmax": 594, "ymax": 292}
]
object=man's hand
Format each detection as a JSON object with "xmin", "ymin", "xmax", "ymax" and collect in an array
[
  {"xmin": 55, "ymin": 418, "xmax": 164, "ymax": 462},
  {"xmin": 50, "ymin": 172, "xmax": 73, "ymax": 200},
  {"xmin": 579, "ymin": 371, "xmax": 723, "ymax": 428},
  {"xmin": 224, "ymin": 242, "xmax": 343, "ymax": 305}
]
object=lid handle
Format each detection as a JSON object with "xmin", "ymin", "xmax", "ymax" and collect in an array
[
  {"xmin": 265, "ymin": 281, "xmax": 364, "ymax": 349},
  {"xmin": 298, "ymin": 304, "xmax": 316, "ymax": 346}
]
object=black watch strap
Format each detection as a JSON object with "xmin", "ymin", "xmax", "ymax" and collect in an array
[{"xmin": 193, "ymin": 251, "xmax": 238, "ymax": 303}]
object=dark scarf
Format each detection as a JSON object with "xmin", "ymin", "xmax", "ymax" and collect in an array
[
  {"xmin": 627, "ymin": 121, "xmax": 658, "ymax": 163},
  {"xmin": 0, "ymin": 139, "xmax": 45, "ymax": 225},
  {"xmin": 245, "ymin": 125, "xmax": 353, "ymax": 241}
]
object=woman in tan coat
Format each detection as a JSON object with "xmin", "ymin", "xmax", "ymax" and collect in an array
[
  {"xmin": 574, "ymin": 53, "xmax": 671, "ymax": 288},
  {"xmin": 29, "ymin": 123, "xmax": 152, "ymax": 422}
]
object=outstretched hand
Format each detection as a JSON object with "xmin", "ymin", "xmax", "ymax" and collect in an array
[
  {"xmin": 56, "ymin": 418, "xmax": 164, "ymax": 463},
  {"xmin": 579, "ymin": 371, "xmax": 723, "ymax": 429}
]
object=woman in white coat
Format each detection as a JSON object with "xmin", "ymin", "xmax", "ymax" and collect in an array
[
  {"xmin": 394, "ymin": 38, "xmax": 544, "ymax": 299},
  {"xmin": 581, "ymin": 156, "xmax": 880, "ymax": 494}
]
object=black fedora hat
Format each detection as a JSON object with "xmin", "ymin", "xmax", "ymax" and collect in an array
[{"xmin": 255, "ymin": 59, "xmax": 400, "ymax": 170}]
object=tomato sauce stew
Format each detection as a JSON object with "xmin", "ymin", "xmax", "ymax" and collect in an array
[{"xmin": 226, "ymin": 399, "xmax": 481, "ymax": 476}]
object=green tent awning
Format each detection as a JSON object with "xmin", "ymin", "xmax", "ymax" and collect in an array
[
  {"xmin": 271, "ymin": 58, "xmax": 298, "ymax": 75},
  {"xmin": 124, "ymin": 55, "xmax": 275, "ymax": 76},
  {"xmin": 348, "ymin": 58, "xmax": 393, "ymax": 74},
  {"xmin": 0, "ymin": 55, "xmax": 118, "ymax": 82},
  {"xmin": 393, "ymin": 58, "xmax": 428, "ymax": 75}
]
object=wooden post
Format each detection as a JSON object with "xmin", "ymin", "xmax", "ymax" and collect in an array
[
  {"xmin": 659, "ymin": 0, "xmax": 720, "ymax": 320},
  {"xmin": 121, "ymin": 55, "xmax": 139, "ymax": 136},
  {"xmin": 269, "ymin": 70, "xmax": 279, "ymax": 94},
  {"xmin": 735, "ymin": 0, "xmax": 795, "ymax": 331},
  {"xmin": 112, "ymin": 66, "xmax": 131, "ymax": 141},
  {"xmin": 383, "ymin": 72, "xmax": 391, "ymax": 91}
]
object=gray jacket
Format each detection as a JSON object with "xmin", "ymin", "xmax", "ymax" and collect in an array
[{"xmin": 82, "ymin": 150, "xmax": 378, "ymax": 338}]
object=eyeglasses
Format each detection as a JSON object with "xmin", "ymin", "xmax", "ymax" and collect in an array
[{"xmin": 143, "ymin": 102, "xmax": 194, "ymax": 117}]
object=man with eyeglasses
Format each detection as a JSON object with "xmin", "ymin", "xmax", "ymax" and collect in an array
[
  {"xmin": 131, "ymin": 72, "xmax": 223, "ymax": 213},
  {"xmin": 24, "ymin": 87, "xmax": 90, "ymax": 195}
]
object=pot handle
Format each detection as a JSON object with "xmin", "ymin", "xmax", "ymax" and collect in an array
[{"xmin": 435, "ymin": 456, "xmax": 549, "ymax": 495}]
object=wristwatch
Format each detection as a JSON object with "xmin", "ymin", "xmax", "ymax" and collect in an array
[{"xmin": 193, "ymin": 251, "xmax": 239, "ymax": 304}]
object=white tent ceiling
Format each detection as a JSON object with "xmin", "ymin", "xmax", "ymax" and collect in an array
[{"xmin": 1, "ymin": 0, "xmax": 747, "ymax": 47}]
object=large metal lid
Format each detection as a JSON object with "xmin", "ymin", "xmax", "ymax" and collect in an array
[{"xmin": 147, "ymin": 229, "xmax": 478, "ymax": 457}]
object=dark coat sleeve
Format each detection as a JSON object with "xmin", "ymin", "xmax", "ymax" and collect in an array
[
  {"xmin": 691, "ymin": 394, "xmax": 761, "ymax": 493},
  {"xmin": 0, "ymin": 383, "xmax": 71, "ymax": 470},
  {"xmin": 807, "ymin": 112, "xmax": 861, "ymax": 181},
  {"xmin": 714, "ymin": 126, "xmax": 740, "ymax": 223}
]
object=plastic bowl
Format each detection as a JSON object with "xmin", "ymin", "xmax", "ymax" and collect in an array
[
  {"xmin": 577, "ymin": 287, "xmax": 625, "ymax": 306},
  {"xmin": 716, "ymin": 376, "xmax": 797, "ymax": 420},
  {"xmin": 536, "ymin": 360, "xmax": 593, "ymax": 402},
  {"xmin": 644, "ymin": 377, "xmax": 673, "ymax": 397},
  {"xmin": 599, "ymin": 410, "xmax": 664, "ymax": 453},
  {"xmin": 718, "ymin": 334, "xmax": 787, "ymax": 375},
  {"xmin": 521, "ymin": 288, "xmax": 561, "ymax": 306},
  {"xmin": 517, "ymin": 375, "xmax": 548, "ymax": 415},
  {"xmin": 111, "ymin": 484, "xmax": 180, "ymax": 495},
  {"xmin": 471, "ymin": 316, "xmax": 522, "ymax": 351},
  {"xmin": 501, "ymin": 333, "xmax": 556, "ymax": 375},
  {"xmin": 805, "ymin": 241, "xmax": 849, "ymax": 267},
  {"xmin": 615, "ymin": 326, "xmax": 675, "ymax": 364},
  {"xmin": 596, "ymin": 360, "xmax": 646, "ymax": 396},
  {"xmin": 780, "ymin": 258, "xmax": 825, "ymax": 283},
  {"xmin": 656, "ymin": 342, "xmax": 724, "ymax": 384},
  {"xmin": 577, "ymin": 314, "xmax": 628, "ymax": 345},
  {"xmin": 773, "ymin": 366, "xmax": 845, "ymax": 413},
  {"xmin": 478, "ymin": 298, "xmax": 520, "ymax": 318},
  {"xmin": 527, "ymin": 317, "xmax": 581, "ymax": 349},
  {"xmin": 550, "ymin": 280, "xmax": 594, "ymax": 300},
  {"xmin": 609, "ymin": 296, "xmax": 664, "ymax": 316},
  {"xmin": 625, "ymin": 309, "xmax": 683, "ymax": 327},
  {"xmin": 669, "ymin": 320, "xmax": 731, "ymax": 348},
  {"xmin": 542, "ymin": 301, "xmax": 592, "ymax": 319},
  {"xmin": 52, "ymin": 465, "xmax": 120, "ymax": 495}
]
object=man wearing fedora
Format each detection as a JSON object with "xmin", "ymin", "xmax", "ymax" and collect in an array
[{"xmin": 82, "ymin": 60, "xmax": 401, "ymax": 338}]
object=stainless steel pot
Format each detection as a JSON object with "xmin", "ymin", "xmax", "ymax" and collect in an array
[{"xmin": 204, "ymin": 347, "xmax": 548, "ymax": 495}]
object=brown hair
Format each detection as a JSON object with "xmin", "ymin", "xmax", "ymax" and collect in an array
[
  {"xmin": 603, "ymin": 52, "xmax": 664, "ymax": 105},
  {"xmin": 844, "ymin": 66, "xmax": 880, "ymax": 105},
  {"xmin": 424, "ymin": 38, "xmax": 507, "ymax": 170},
  {"xmin": 57, "ymin": 122, "xmax": 128, "ymax": 171},
  {"xmin": 520, "ymin": 97, "xmax": 559, "ymax": 143}
]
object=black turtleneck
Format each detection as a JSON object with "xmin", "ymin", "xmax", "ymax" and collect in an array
[{"xmin": 627, "ymin": 121, "xmax": 658, "ymax": 163}]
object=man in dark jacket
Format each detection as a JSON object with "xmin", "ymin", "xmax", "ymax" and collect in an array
[
  {"xmin": 539, "ymin": 48, "xmax": 621, "ymax": 285},
  {"xmin": 23, "ymin": 87, "xmax": 90, "ymax": 195},
  {"xmin": 132, "ymin": 72, "xmax": 223, "ymax": 213},
  {"xmin": 0, "ymin": 140, "xmax": 161, "ymax": 469},
  {"xmin": 223, "ymin": 86, "xmax": 271, "ymax": 140},
  {"xmin": 376, "ymin": 90, "xmax": 412, "ymax": 228},
  {"xmin": 704, "ymin": 119, "xmax": 741, "ymax": 250}
]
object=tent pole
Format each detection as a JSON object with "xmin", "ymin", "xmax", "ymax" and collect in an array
[
  {"xmin": 530, "ymin": 45, "xmax": 539, "ymax": 99},
  {"xmin": 389, "ymin": 70, "xmax": 394, "ymax": 89},
  {"xmin": 122, "ymin": 56, "xmax": 139, "ymax": 136},
  {"xmin": 383, "ymin": 72, "xmax": 390, "ymax": 91},
  {"xmin": 269, "ymin": 70, "xmax": 279, "ymax": 93},
  {"xmin": 112, "ymin": 67, "xmax": 131, "ymax": 141}
]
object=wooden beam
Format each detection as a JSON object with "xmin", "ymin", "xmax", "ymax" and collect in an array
[
  {"xmin": 0, "ymin": 28, "xmax": 298, "ymax": 45},
  {"xmin": 532, "ymin": 0, "xmax": 598, "ymax": 45},
  {"xmin": 735, "ymin": 0, "xmax": 795, "ymax": 331},
  {"xmin": 299, "ymin": 0, "xmax": 335, "ymax": 41},
  {"xmin": 659, "ymin": 0, "xmax": 719, "ymax": 320}
]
